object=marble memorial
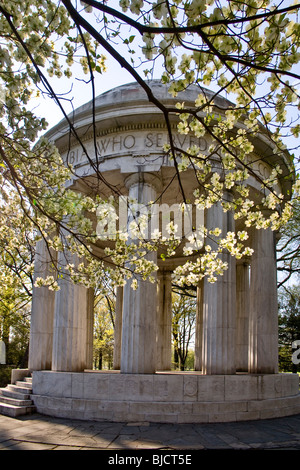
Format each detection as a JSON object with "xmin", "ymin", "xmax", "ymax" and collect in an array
[{"xmin": 23, "ymin": 81, "xmax": 300, "ymax": 423}]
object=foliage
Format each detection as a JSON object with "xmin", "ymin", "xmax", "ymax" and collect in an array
[
  {"xmin": 278, "ymin": 285, "xmax": 300, "ymax": 373},
  {"xmin": 0, "ymin": 366, "xmax": 13, "ymax": 388},
  {"xmin": 0, "ymin": 188, "xmax": 34, "ymax": 366},
  {"xmin": 172, "ymin": 290, "xmax": 196, "ymax": 370},
  {"xmin": 0, "ymin": 265, "xmax": 31, "ymax": 366},
  {"xmin": 277, "ymin": 197, "xmax": 300, "ymax": 287},
  {"xmin": 0, "ymin": 0, "xmax": 300, "ymax": 294},
  {"xmin": 93, "ymin": 288, "xmax": 115, "ymax": 369}
]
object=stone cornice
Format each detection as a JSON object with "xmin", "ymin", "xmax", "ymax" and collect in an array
[{"xmin": 59, "ymin": 121, "xmax": 174, "ymax": 154}]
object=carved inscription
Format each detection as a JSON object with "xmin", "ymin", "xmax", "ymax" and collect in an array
[
  {"xmin": 63, "ymin": 129, "xmax": 273, "ymax": 187},
  {"xmin": 64, "ymin": 130, "xmax": 208, "ymax": 166}
]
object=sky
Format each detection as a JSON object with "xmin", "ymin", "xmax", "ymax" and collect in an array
[
  {"xmin": 29, "ymin": 0, "xmax": 299, "ymax": 163},
  {"xmin": 30, "ymin": 1, "xmax": 150, "ymax": 130},
  {"xmin": 31, "ymin": 55, "xmax": 137, "ymax": 130}
]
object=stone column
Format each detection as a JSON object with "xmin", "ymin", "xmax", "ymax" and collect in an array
[
  {"xmin": 113, "ymin": 286, "xmax": 123, "ymax": 370},
  {"xmin": 236, "ymin": 261, "xmax": 250, "ymax": 372},
  {"xmin": 194, "ymin": 281, "xmax": 203, "ymax": 371},
  {"xmin": 156, "ymin": 270, "xmax": 172, "ymax": 371},
  {"xmin": 0, "ymin": 340, "xmax": 6, "ymax": 365},
  {"xmin": 202, "ymin": 195, "xmax": 236, "ymax": 375},
  {"xmin": 51, "ymin": 250, "xmax": 91, "ymax": 372},
  {"xmin": 248, "ymin": 227, "xmax": 278, "ymax": 374},
  {"xmin": 28, "ymin": 240, "xmax": 56, "ymax": 371},
  {"xmin": 120, "ymin": 173, "xmax": 159, "ymax": 374},
  {"xmin": 85, "ymin": 288, "xmax": 95, "ymax": 370}
]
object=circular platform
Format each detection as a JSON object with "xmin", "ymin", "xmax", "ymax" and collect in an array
[{"xmin": 31, "ymin": 370, "xmax": 300, "ymax": 423}]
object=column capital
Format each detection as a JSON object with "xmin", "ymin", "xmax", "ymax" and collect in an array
[
  {"xmin": 124, "ymin": 172, "xmax": 162, "ymax": 193},
  {"xmin": 236, "ymin": 257, "xmax": 251, "ymax": 267},
  {"xmin": 157, "ymin": 269, "xmax": 172, "ymax": 278}
]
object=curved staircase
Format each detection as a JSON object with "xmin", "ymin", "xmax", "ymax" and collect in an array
[{"xmin": 0, "ymin": 376, "xmax": 36, "ymax": 417}]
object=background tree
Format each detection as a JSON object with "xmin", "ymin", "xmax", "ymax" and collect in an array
[
  {"xmin": 0, "ymin": 189, "xmax": 34, "ymax": 366},
  {"xmin": 0, "ymin": 264, "xmax": 31, "ymax": 366},
  {"xmin": 93, "ymin": 285, "xmax": 115, "ymax": 370},
  {"xmin": 276, "ymin": 194, "xmax": 300, "ymax": 373},
  {"xmin": 277, "ymin": 197, "xmax": 300, "ymax": 289},
  {"xmin": 172, "ymin": 290, "xmax": 196, "ymax": 370},
  {"xmin": 278, "ymin": 285, "xmax": 300, "ymax": 373}
]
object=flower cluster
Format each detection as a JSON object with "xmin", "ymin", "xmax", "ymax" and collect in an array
[{"xmin": 0, "ymin": 0, "xmax": 299, "ymax": 293}]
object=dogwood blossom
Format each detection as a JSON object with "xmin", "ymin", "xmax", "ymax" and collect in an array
[{"xmin": 0, "ymin": 0, "xmax": 299, "ymax": 293}]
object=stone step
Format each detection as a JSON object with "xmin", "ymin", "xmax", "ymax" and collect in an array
[
  {"xmin": 0, "ymin": 374, "xmax": 36, "ymax": 418},
  {"xmin": 7, "ymin": 384, "xmax": 32, "ymax": 395},
  {"xmin": 0, "ymin": 402, "xmax": 36, "ymax": 418},
  {"xmin": 0, "ymin": 394, "xmax": 33, "ymax": 407},
  {"xmin": 0, "ymin": 387, "xmax": 30, "ymax": 400},
  {"xmin": 16, "ymin": 380, "xmax": 32, "ymax": 389}
]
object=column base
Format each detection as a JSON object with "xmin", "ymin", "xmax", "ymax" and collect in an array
[{"xmin": 31, "ymin": 371, "xmax": 300, "ymax": 424}]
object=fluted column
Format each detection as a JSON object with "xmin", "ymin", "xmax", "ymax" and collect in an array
[
  {"xmin": 113, "ymin": 286, "xmax": 123, "ymax": 370},
  {"xmin": 52, "ymin": 250, "xmax": 91, "ymax": 372},
  {"xmin": 85, "ymin": 288, "xmax": 95, "ymax": 370},
  {"xmin": 248, "ymin": 227, "xmax": 278, "ymax": 373},
  {"xmin": 28, "ymin": 240, "xmax": 56, "ymax": 371},
  {"xmin": 236, "ymin": 261, "xmax": 250, "ymax": 372},
  {"xmin": 121, "ymin": 173, "xmax": 159, "ymax": 374},
  {"xmin": 156, "ymin": 270, "xmax": 172, "ymax": 371},
  {"xmin": 194, "ymin": 281, "xmax": 203, "ymax": 371},
  {"xmin": 202, "ymin": 194, "xmax": 236, "ymax": 375}
]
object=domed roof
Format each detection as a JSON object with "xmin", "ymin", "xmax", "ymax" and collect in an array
[
  {"xmin": 46, "ymin": 79, "xmax": 234, "ymax": 140},
  {"xmin": 74, "ymin": 79, "xmax": 234, "ymax": 116},
  {"xmin": 44, "ymin": 79, "xmax": 293, "ymax": 198}
]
